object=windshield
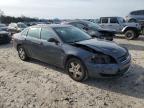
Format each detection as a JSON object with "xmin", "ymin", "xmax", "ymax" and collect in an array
[
  {"xmin": 17, "ymin": 23, "xmax": 27, "ymax": 28},
  {"xmin": 54, "ymin": 26, "xmax": 91, "ymax": 43},
  {"xmin": 85, "ymin": 21, "xmax": 102, "ymax": 29}
]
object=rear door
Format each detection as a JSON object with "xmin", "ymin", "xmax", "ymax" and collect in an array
[
  {"xmin": 108, "ymin": 17, "xmax": 122, "ymax": 32},
  {"xmin": 25, "ymin": 27, "xmax": 42, "ymax": 60}
]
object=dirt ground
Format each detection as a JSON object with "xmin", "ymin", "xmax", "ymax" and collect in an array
[{"xmin": 0, "ymin": 36, "xmax": 144, "ymax": 108}]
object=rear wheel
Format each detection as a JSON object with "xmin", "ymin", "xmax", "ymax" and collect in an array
[
  {"xmin": 17, "ymin": 46, "xmax": 29, "ymax": 61},
  {"xmin": 125, "ymin": 30, "xmax": 136, "ymax": 40},
  {"xmin": 66, "ymin": 58, "xmax": 88, "ymax": 82}
]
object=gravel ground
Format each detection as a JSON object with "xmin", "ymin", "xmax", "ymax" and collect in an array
[{"xmin": 0, "ymin": 36, "xmax": 144, "ymax": 108}]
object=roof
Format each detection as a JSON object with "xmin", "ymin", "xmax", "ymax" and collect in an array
[
  {"xmin": 100, "ymin": 16, "xmax": 121, "ymax": 18},
  {"xmin": 130, "ymin": 9, "xmax": 144, "ymax": 13},
  {"xmin": 31, "ymin": 24, "xmax": 72, "ymax": 28}
]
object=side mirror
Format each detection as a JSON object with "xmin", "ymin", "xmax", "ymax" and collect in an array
[{"xmin": 48, "ymin": 38, "xmax": 59, "ymax": 44}]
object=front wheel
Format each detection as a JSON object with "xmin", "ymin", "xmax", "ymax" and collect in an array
[
  {"xmin": 125, "ymin": 30, "xmax": 136, "ymax": 40},
  {"xmin": 66, "ymin": 58, "xmax": 88, "ymax": 82}
]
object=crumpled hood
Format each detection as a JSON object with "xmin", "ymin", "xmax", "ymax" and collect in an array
[{"xmin": 76, "ymin": 39, "xmax": 127, "ymax": 58}]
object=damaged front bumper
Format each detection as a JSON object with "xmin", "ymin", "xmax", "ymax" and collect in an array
[{"xmin": 85, "ymin": 54, "xmax": 131, "ymax": 78}]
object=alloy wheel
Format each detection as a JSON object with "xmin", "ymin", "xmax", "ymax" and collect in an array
[
  {"xmin": 18, "ymin": 46, "xmax": 28, "ymax": 61},
  {"xmin": 67, "ymin": 58, "xmax": 87, "ymax": 81}
]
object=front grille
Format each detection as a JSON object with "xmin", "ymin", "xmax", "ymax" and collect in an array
[{"xmin": 118, "ymin": 52, "xmax": 129, "ymax": 63}]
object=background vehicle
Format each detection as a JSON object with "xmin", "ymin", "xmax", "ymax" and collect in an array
[
  {"xmin": 0, "ymin": 28, "xmax": 11, "ymax": 44},
  {"xmin": 126, "ymin": 10, "xmax": 144, "ymax": 22},
  {"xmin": 126, "ymin": 10, "xmax": 144, "ymax": 35},
  {"xmin": 8, "ymin": 22, "xmax": 27, "ymax": 35},
  {"xmin": 13, "ymin": 24, "xmax": 131, "ymax": 82},
  {"xmin": 64, "ymin": 20, "xmax": 116, "ymax": 41},
  {"xmin": 0, "ymin": 23, "xmax": 8, "ymax": 31},
  {"xmin": 99, "ymin": 17, "xmax": 141, "ymax": 40}
]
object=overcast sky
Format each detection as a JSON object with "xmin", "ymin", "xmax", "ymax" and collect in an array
[{"xmin": 0, "ymin": 0, "xmax": 144, "ymax": 19}]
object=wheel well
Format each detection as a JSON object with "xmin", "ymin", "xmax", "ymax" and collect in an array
[
  {"xmin": 64, "ymin": 55, "xmax": 83, "ymax": 69},
  {"xmin": 123, "ymin": 27, "xmax": 138, "ymax": 34},
  {"xmin": 64, "ymin": 55, "xmax": 88, "ymax": 78}
]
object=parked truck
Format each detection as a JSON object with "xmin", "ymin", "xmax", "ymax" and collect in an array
[{"xmin": 98, "ymin": 17, "xmax": 141, "ymax": 40}]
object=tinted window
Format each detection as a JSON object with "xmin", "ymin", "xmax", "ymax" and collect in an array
[
  {"xmin": 74, "ymin": 23, "xmax": 85, "ymax": 29},
  {"xmin": 110, "ymin": 18, "xmax": 118, "ymax": 23},
  {"xmin": 101, "ymin": 18, "xmax": 108, "ymax": 23},
  {"xmin": 128, "ymin": 19, "xmax": 138, "ymax": 23},
  {"xmin": 28, "ymin": 28, "xmax": 41, "ymax": 39},
  {"xmin": 131, "ymin": 10, "xmax": 144, "ymax": 15},
  {"xmin": 41, "ymin": 28, "xmax": 55, "ymax": 40},
  {"xmin": 21, "ymin": 29, "xmax": 28, "ymax": 36},
  {"xmin": 54, "ymin": 27, "xmax": 91, "ymax": 43},
  {"xmin": 84, "ymin": 21, "xmax": 102, "ymax": 29}
]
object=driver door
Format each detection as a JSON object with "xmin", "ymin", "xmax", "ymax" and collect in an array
[{"xmin": 40, "ymin": 28, "xmax": 65, "ymax": 67}]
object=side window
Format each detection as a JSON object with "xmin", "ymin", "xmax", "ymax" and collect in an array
[
  {"xmin": 28, "ymin": 27, "xmax": 41, "ymax": 39},
  {"xmin": 21, "ymin": 29, "xmax": 28, "ymax": 36},
  {"xmin": 131, "ymin": 11, "xmax": 143, "ymax": 15},
  {"xmin": 101, "ymin": 18, "xmax": 108, "ymax": 23},
  {"xmin": 110, "ymin": 18, "xmax": 118, "ymax": 23},
  {"xmin": 41, "ymin": 28, "xmax": 55, "ymax": 40},
  {"xmin": 128, "ymin": 19, "xmax": 138, "ymax": 23},
  {"xmin": 131, "ymin": 11, "xmax": 136, "ymax": 15},
  {"xmin": 75, "ymin": 23, "xmax": 85, "ymax": 29}
]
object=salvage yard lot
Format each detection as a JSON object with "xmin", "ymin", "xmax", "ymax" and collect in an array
[{"xmin": 0, "ymin": 36, "xmax": 144, "ymax": 108}]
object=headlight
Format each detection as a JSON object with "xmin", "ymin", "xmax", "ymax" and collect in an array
[{"xmin": 91, "ymin": 54, "xmax": 116, "ymax": 64}]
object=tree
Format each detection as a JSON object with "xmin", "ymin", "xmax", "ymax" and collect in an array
[
  {"xmin": 0, "ymin": 9, "xmax": 4, "ymax": 23},
  {"xmin": 0, "ymin": 9, "xmax": 4, "ymax": 16}
]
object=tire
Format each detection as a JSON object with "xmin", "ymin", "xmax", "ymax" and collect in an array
[
  {"xmin": 66, "ymin": 58, "xmax": 88, "ymax": 82},
  {"xmin": 125, "ymin": 30, "xmax": 136, "ymax": 40},
  {"xmin": 17, "ymin": 46, "xmax": 29, "ymax": 61},
  {"xmin": 105, "ymin": 37, "xmax": 113, "ymax": 41}
]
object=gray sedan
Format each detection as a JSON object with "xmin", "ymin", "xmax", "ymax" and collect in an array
[{"xmin": 13, "ymin": 24, "xmax": 131, "ymax": 81}]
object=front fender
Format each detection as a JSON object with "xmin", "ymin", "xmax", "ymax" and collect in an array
[{"xmin": 122, "ymin": 26, "xmax": 139, "ymax": 33}]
